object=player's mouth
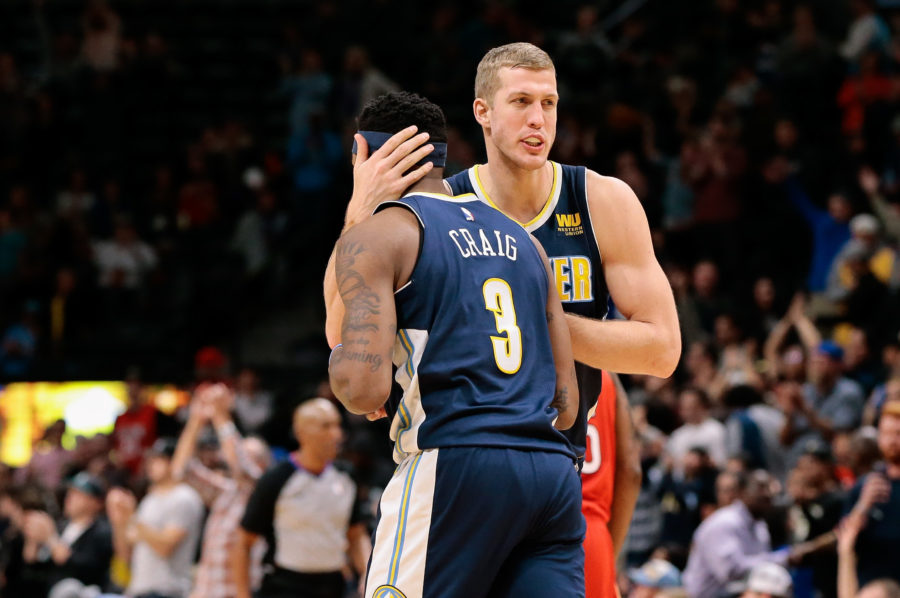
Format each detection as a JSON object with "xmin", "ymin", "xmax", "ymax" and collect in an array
[{"xmin": 521, "ymin": 135, "xmax": 545, "ymax": 152}]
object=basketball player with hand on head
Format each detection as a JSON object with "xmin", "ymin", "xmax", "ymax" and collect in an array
[
  {"xmin": 329, "ymin": 91, "xmax": 583, "ymax": 598},
  {"xmin": 323, "ymin": 43, "xmax": 668, "ymax": 597}
]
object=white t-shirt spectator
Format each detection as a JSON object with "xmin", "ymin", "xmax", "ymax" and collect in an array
[
  {"xmin": 667, "ymin": 418, "xmax": 728, "ymax": 470},
  {"xmin": 93, "ymin": 239, "xmax": 158, "ymax": 289},
  {"xmin": 128, "ymin": 483, "xmax": 204, "ymax": 598}
]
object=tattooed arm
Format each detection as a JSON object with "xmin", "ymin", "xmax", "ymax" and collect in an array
[
  {"xmin": 531, "ymin": 237, "xmax": 579, "ymax": 430},
  {"xmin": 328, "ymin": 207, "xmax": 419, "ymax": 415}
]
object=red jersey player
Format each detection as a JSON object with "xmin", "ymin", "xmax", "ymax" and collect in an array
[{"xmin": 582, "ymin": 371, "xmax": 642, "ymax": 598}]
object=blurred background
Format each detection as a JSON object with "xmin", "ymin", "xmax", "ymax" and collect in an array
[{"xmin": 1, "ymin": 0, "xmax": 900, "ymax": 597}]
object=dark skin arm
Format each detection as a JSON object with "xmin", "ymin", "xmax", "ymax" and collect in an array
[
  {"xmin": 329, "ymin": 207, "xmax": 419, "ymax": 415},
  {"xmin": 608, "ymin": 373, "xmax": 641, "ymax": 558},
  {"xmin": 531, "ymin": 236, "xmax": 579, "ymax": 430}
]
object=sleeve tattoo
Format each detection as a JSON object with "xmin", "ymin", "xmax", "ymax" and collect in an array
[{"xmin": 334, "ymin": 240, "xmax": 384, "ymax": 372}]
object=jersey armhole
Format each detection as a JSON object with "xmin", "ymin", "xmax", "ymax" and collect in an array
[{"xmin": 375, "ymin": 200, "xmax": 424, "ymax": 294}]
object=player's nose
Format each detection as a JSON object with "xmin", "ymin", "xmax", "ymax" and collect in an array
[{"xmin": 526, "ymin": 102, "xmax": 544, "ymax": 128}]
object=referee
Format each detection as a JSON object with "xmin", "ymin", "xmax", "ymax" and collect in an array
[{"xmin": 233, "ymin": 398, "xmax": 371, "ymax": 598}]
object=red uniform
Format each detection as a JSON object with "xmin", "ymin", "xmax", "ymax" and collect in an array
[{"xmin": 582, "ymin": 370, "xmax": 618, "ymax": 598}]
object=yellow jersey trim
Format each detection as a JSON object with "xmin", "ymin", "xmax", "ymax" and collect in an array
[{"xmin": 472, "ymin": 162, "xmax": 560, "ymax": 228}]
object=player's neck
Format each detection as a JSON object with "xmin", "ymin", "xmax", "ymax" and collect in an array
[
  {"xmin": 406, "ymin": 169, "xmax": 447, "ymax": 196},
  {"xmin": 479, "ymin": 155, "xmax": 552, "ymax": 224}
]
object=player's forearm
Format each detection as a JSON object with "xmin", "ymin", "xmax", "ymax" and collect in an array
[
  {"xmin": 565, "ymin": 314, "xmax": 680, "ymax": 378},
  {"xmin": 608, "ymin": 463, "xmax": 641, "ymax": 558},
  {"xmin": 329, "ymin": 344, "xmax": 392, "ymax": 414}
]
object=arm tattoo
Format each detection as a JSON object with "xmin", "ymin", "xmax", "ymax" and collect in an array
[
  {"xmin": 336, "ymin": 241, "xmax": 381, "ymax": 333},
  {"xmin": 551, "ymin": 385, "xmax": 569, "ymax": 413},
  {"xmin": 546, "ymin": 310, "xmax": 554, "ymax": 322}
]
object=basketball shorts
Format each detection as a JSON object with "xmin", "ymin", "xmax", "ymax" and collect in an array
[{"xmin": 364, "ymin": 446, "xmax": 585, "ymax": 598}]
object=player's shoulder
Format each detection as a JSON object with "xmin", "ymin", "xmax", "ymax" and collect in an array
[{"xmin": 583, "ymin": 170, "xmax": 640, "ymax": 207}]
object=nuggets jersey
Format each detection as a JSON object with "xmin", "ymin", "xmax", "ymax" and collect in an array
[
  {"xmin": 375, "ymin": 192, "xmax": 574, "ymax": 465},
  {"xmin": 447, "ymin": 162, "xmax": 608, "ymax": 463},
  {"xmin": 582, "ymin": 371, "xmax": 618, "ymax": 598}
]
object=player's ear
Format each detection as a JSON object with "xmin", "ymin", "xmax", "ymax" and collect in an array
[{"xmin": 473, "ymin": 98, "xmax": 490, "ymax": 128}]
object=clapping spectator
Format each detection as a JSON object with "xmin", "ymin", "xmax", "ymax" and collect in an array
[
  {"xmin": 106, "ymin": 437, "xmax": 204, "ymax": 598},
  {"xmin": 232, "ymin": 369, "xmax": 274, "ymax": 437}
]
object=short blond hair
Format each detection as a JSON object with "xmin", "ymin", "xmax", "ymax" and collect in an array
[{"xmin": 475, "ymin": 42, "xmax": 555, "ymax": 104}]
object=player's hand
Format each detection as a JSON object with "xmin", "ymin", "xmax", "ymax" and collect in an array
[
  {"xmin": 345, "ymin": 126, "xmax": 435, "ymax": 230},
  {"xmin": 365, "ymin": 407, "xmax": 387, "ymax": 421}
]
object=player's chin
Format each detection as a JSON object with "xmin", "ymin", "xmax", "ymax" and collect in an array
[{"xmin": 512, "ymin": 148, "xmax": 550, "ymax": 170}]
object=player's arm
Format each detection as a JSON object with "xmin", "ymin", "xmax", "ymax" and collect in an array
[
  {"xmin": 607, "ymin": 373, "xmax": 641, "ymax": 559},
  {"xmin": 533, "ymin": 237, "xmax": 579, "ymax": 430},
  {"xmin": 329, "ymin": 207, "xmax": 419, "ymax": 414},
  {"xmin": 565, "ymin": 172, "xmax": 680, "ymax": 377},
  {"xmin": 323, "ymin": 128, "xmax": 434, "ymax": 348}
]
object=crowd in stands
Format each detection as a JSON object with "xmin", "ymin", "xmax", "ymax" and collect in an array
[{"xmin": 2, "ymin": 0, "xmax": 900, "ymax": 597}]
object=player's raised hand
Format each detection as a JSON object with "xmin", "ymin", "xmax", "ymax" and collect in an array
[{"xmin": 345, "ymin": 126, "xmax": 435, "ymax": 230}]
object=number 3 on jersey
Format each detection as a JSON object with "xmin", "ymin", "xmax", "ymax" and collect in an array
[
  {"xmin": 582, "ymin": 423, "xmax": 602, "ymax": 475},
  {"xmin": 482, "ymin": 278, "xmax": 522, "ymax": 374}
]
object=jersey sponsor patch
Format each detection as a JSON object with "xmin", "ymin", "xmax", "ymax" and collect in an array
[{"xmin": 555, "ymin": 212, "xmax": 584, "ymax": 236}]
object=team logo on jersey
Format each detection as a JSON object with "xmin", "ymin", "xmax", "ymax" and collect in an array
[
  {"xmin": 373, "ymin": 585, "xmax": 408, "ymax": 598},
  {"xmin": 555, "ymin": 213, "xmax": 583, "ymax": 236},
  {"xmin": 549, "ymin": 256, "xmax": 593, "ymax": 302},
  {"xmin": 460, "ymin": 207, "xmax": 475, "ymax": 222}
]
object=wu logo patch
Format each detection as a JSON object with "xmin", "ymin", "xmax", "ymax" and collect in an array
[
  {"xmin": 555, "ymin": 213, "xmax": 583, "ymax": 236},
  {"xmin": 460, "ymin": 207, "xmax": 475, "ymax": 222},
  {"xmin": 373, "ymin": 586, "xmax": 408, "ymax": 598}
]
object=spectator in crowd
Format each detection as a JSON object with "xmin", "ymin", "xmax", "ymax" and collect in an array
[
  {"xmin": 234, "ymin": 399, "xmax": 370, "ymax": 598},
  {"xmin": 840, "ymin": 0, "xmax": 891, "ymax": 63},
  {"xmin": 657, "ymin": 447, "xmax": 719, "ymax": 550},
  {"xmin": 112, "ymin": 375, "xmax": 162, "ymax": 478},
  {"xmin": 842, "ymin": 400, "xmax": 900, "ymax": 587},
  {"xmin": 785, "ymin": 442, "xmax": 843, "ymax": 598},
  {"xmin": 724, "ymin": 385, "xmax": 787, "ymax": 482},
  {"xmin": 781, "ymin": 173, "xmax": 853, "ymax": 294},
  {"xmin": 171, "ymin": 383, "xmax": 271, "ymax": 598},
  {"xmin": 779, "ymin": 341, "xmax": 866, "ymax": 465},
  {"xmin": 92, "ymin": 217, "xmax": 158, "ymax": 292},
  {"xmin": 106, "ymin": 437, "xmax": 205, "ymax": 598},
  {"xmin": 683, "ymin": 470, "xmax": 817, "ymax": 598},
  {"xmin": 231, "ymin": 368, "xmax": 274, "ymax": 437},
  {"xmin": 667, "ymin": 387, "xmax": 728, "ymax": 470},
  {"xmin": 22, "ymin": 472, "xmax": 113, "ymax": 593},
  {"xmin": 16, "ymin": 420, "xmax": 71, "ymax": 491}
]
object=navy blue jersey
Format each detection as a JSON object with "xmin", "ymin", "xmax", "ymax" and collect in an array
[
  {"xmin": 447, "ymin": 162, "xmax": 607, "ymax": 464},
  {"xmin": 375, "ymin": 192, "xmax": 574, "ymax": 464}
]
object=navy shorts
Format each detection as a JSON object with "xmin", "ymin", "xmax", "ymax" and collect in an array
[{"xmin": 364, "ymin": 446, "xmax": 585, "ymax": 598}]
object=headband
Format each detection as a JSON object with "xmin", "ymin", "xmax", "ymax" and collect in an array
[{"xmin": 352, "ymin": 130, "xmax": 447, "ymax": 168}]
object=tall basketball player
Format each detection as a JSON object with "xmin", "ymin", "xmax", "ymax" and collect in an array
[
  {"xmin": 324, "ymin": 43, "xmax": 676, "ymax": 596},
  {"xmin": 330, "ymin": 91, "xmax": 584, "ymax": 598}
]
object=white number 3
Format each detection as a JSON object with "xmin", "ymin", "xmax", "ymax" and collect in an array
[{"xmin": 482, "ymin": 278, "xmax": 523, "ymax": 374}]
